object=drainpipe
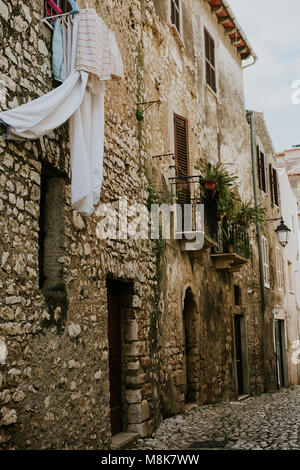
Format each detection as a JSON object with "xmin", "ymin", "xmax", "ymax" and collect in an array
[{"xmin": 247, "ymin": 110, "xmax": 266, "ymax": 388}]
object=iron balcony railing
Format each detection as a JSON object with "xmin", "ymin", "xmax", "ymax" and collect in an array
[
  {"xmin": 214, "ymin": 223, "xmax": 251, "ymax": 260},
  {"xmin": 168, "ymin": 175, "xmax": 218, "ymax": 242}
]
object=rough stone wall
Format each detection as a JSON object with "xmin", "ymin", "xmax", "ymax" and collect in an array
[{"xmin": 0, "ymin": 0, "xmax": 159, "ymax": 449}]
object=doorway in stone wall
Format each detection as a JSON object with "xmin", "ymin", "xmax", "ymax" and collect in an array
[
  {"xmin": 106, "ymin": 278, "xmax": 134, "ymax": 436},
  {"xmin": 183, "ymin": 288, "xmax": 197, "ymax": 403},
  {"xmin": 107, "ymin": 279, "xmax": 123, "ymax": 435},
  {"xmin": 234, "ymin": 314, "xmax": 250, "ymax": 396},
  {"xmin": 275, "ymin": 319, "xmax": 287, "ymax": 389}
]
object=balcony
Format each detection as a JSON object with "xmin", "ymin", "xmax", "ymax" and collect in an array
[
  {"xmin": 169, "ymin": 175, "xmax": 219, "ymax": 254},
  {"xmin": 211, "ymin": 224, "xmax": 250, "ymax": 270}
]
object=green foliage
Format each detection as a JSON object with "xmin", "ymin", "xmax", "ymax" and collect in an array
[
  {"xmin": 136, "ymin": 106, "xmax": 144, "ymax": 122},
  {"xmin": 234, "ymin": 200, "xmax": 266, "ymax": 227},
  {"xmin": 195, "ymin": 161, "xmax": 238, "ymax": 190},
  {"xmin": 146, "ymin": 181, "xmax": 173, "ymax": 211},
  {"xmin": 198, "ymin": 162, "xmax": 266, "ymax": 244}
]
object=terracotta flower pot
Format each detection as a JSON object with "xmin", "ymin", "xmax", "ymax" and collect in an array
[{"xmin": 204, "ymin": 180, "xmax": 217, "ymax": 191}]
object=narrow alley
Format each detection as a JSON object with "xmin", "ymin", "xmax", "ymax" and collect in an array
[{"xmin": 133, "ymin": 387, "xmax": 300, "ymax": 451}]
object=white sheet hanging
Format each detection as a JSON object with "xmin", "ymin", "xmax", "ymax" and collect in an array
[
  {"xmin": 0, "ymin": 9, "xmax": 124, "ymax": 216},
  {"xmin": 0, "ymin": 71, "xmax": 87, "ymax": 140},
  {"xmin": 70, "ymin": 82, "xmax": 105, "ymax": 215}
]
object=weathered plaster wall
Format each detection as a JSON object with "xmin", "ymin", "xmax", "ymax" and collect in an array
[
  {"xmin": 253, "ymin": 112, "xmax": 287, "ymax": 391},
  {"xmin": 141, "ymin": 0, "xmax": 265, "ymax": 415},
  {"xmin": 278, "ymin": 168, "xmax": 300, "ymax": 386}
]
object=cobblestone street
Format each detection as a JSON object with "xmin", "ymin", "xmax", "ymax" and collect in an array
[{"xmin": 133, "ymin": 387, "xmax": 300, "ymax": 451}]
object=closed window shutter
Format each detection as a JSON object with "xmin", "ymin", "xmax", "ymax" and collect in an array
[
  {"xmin": 269, "ymin": 164, "xmax": 274, "ymax": 203},
  {"xmin": 174, "ymin": 114, "xmax": 190, "ymax": 205},
  {"xmin": 262, "ymin": 152, "xmax": 267, "ymax": 193},
  {"xmin": 257, "ymin": 146, "xmax": 262, "ymax": 190},
  {"xmin": 273, "ymin": 167, "xmax": 279, "ymax": 206}
]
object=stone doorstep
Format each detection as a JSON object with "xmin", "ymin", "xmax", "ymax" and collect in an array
[
  {"xmin": 184, "ymin": 402, "xmax": 198, "ymax": 413},
  {"xmin": 110, "ymin": 432, "xmax": 139, "ymax": 451},
  {"xmin": 237, "ymin": 394, "xmax": 250, "ymax": 401}
]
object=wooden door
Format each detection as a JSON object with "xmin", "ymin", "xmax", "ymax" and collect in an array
[
  {"xmin": 107, "ymin": 280, "xmax": 122, "ymax": 435},
  {"xmin": 275, "ymin": 320, "xmax": 285, "ymax": 389},
  {"xmin": 234, "ymin": 315, "xmax": 244, "ymax": 395}
]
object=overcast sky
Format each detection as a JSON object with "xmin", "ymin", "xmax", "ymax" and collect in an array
[{"xmin": 228, "ymin": 0, "xmax": 300, "ymax": 151}]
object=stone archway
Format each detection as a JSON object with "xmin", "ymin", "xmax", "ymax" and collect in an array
[{"xmin": 183, "ymin": 288, "xmax": 198, "ymax": 403}]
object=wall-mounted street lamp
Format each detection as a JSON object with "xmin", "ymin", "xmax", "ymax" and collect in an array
[{"xmin": 267, "ymin": 217, "xmax": 291, "ymax": 248}]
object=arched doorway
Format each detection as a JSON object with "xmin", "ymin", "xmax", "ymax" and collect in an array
[{"xmin": 183, "ymin": 288, "xmax": 198, "ymax": 403}]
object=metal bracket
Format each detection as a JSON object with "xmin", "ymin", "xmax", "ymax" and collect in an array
[
  {"xmin": 138, "ymin": 100, "xmax": 161, "ymax": 112},
  {"xmin": 152, "ymin": 153, "xmax": 175, "ymax": 161}
]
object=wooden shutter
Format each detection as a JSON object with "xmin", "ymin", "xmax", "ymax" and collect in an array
[
  {"xmin": 257, "ymin": 146, "xmax": 266, "ymax": 193},
  {"xmin": 269, "ymin": 164, "xmax": 274, "ymax": 203},
  {"xmin": 174, "ymin": 114, "xmax": 190, "ymax": 205},
  {"xmin": 257, "ymin": 146, "xmax": 262, "ymax": 190},
  {"xmin": 174, "ymin": 114, "xmax": 189, "ymax": 178},
  {"xmin": 273, "ymin": 167, "xmax": 279, "ymax": 206},
  {"xmin": 261, "ymin": 152, "xmax": 267, "ymax": 193}
]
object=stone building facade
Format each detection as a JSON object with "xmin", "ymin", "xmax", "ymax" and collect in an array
[
  {"xmin": 0, "ymin": 0, "xmax": 298, "ymax": 450},
  {"xmin": 250, "ymin": 112, "xmax": 299, "ymax": 391},
  {"xmin": 0, "ymin": 0, "xmax": 160, "ymax": 449}
]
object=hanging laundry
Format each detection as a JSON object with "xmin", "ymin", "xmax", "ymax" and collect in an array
[
  {"xmin": 0, "ymin": 8, "xmax": 124, "ymax": 217},
  {"xmin": 47, "ymin": 0, "xmax": 63, "ymax": 16},
  {"xmin": 52, "ymin": 18, "xmax": 65, "ymax": 83},
  {"xmin": 76, "ymin": 9, "xmax": 124, "ymax": 81},
  {"xmin": 109, "ymin": 30, "xmax": 124, "ymax": 80},
  {"xmin": 67, "ymin": 0, "xmax": 80, "ymax": 14}
]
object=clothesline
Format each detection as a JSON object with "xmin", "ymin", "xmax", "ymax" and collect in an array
[{"xmin": 41, "ymin": 6, "xmax": 91, "ymax": 23}]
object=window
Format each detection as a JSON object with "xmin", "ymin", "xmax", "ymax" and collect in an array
[
  {"xmin": 288, "ymin": 261, "xmax": 294, "ymax": 293},
  {"xmin": 234, "ymin": 285, "xmax": 241, "ymax": 306},
  {"xmin": 44, "ymin": 0, "xmax": 72, "ymax": 19},
  {"xmin": 262, "ymin": 236, "xmax": 270, "ymax": 288},
  {"xmin": 276, "ymin": 246, "xmax": 284, "ymax": 292},
  {"xmin": 269, "ymin": 164, "xmax": 279, "ymax": 206},
  {"xmin": 204, "ymin": 28, "xmax": 216, "ymax": 93},
  {"xmin": 257, "ymin": 145, "xmax": 267, "ymax": 193},
  {"xmin": 170, "ymin": 0, "xmax": 181, "ymax": 34}
]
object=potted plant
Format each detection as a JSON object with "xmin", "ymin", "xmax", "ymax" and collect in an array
[
  {"xmin": 195, "ymin": 161, "xmax": 266, "ymax": 256},
  {"xmin": 195, "ymin": 161, "xmax": 238, "ymax": 194}
]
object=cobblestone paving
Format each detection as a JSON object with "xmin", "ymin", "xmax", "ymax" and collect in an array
[{"xmin": 133, "ymin": 387, "xmax": 300, "ymax": 450}]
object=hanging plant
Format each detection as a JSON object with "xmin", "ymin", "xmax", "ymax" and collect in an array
[
  {"xmin": 136, "ymin": 106, "xmax": 144, "ymax": 122},
  {"xmin": 196, "ymin": 161, "xmax": 266, "ymax": 253}
]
